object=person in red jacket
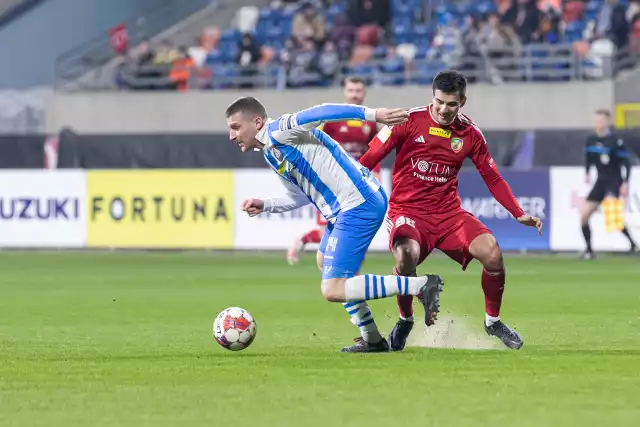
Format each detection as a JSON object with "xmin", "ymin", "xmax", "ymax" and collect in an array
[
  {"xmin": 359, "ymin": 70, "xmax": 543, "ymax": 351},
  {"xmin": 287, "ymin": 76, "xmax": 380, "ymax": 265}
]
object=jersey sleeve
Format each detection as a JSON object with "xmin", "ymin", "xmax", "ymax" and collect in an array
[
  {"xmin": 270, "ymin": 104, "xmax": 377, "ymax": 145},
  {"xmin": 469, "ymin": 127, "xmax": 526, "ymax": 219},
  {"xmin": 359, "ymin": 123, "xmax": 407, "ymax": 170},
  {"xmin": 262, "ymin": 175, "xmax": 311, "ymax": 213},
  {"xmin": 614, "ymin": 136, "xmax": 631, "ymax": 182}
]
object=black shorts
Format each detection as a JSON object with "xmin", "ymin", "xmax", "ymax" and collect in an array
[{"xmin": 586, "ymin": 179, "xmax": 620, "ymax": 203}]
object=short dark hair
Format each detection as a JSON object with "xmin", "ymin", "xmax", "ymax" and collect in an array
[
  {"xmin": 342, "ymin": 76, "xmax": 367, "ymax": 87},
  {"xmin": 225, "ymin": 97, "xmax": 267, "ymax": 119},
  {"xmin": 595, "ymin": 108, "xmax": 611, "ymax": 118},
  {"xmin": 432, "ymin": 70, "xmax": 467, "ymax": 98}
]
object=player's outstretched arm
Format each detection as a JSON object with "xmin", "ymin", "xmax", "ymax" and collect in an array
[
  {"xmin": 242, "ymin": 177, "xmax": 310, "ymax": 217},
  {"xmin": 293, "ymin": 104, "xmax": 408, "ymax": 131}
]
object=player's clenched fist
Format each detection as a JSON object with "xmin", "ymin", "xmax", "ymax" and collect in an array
[
  {"xmin": 517, "ymin": 215, "xmax": 543, "ymax": 235},
  {"xmin": 375, "ymin": 108, "xmax": 409, "ymax": 126},
  {"xmin": 241, "ymin": 198, "xmax": 265, "ymax": 217}
]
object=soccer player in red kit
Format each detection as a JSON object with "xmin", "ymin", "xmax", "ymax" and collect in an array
[
  {"xmin": 359, "ymin": 70, "xmax": 543, "ymax": 350},
  {"xmin": 287, "ymin": 76, "xmax": 380, "ymax": 265}
]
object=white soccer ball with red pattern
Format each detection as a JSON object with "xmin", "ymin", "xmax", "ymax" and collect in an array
[{"xmin": 213, "ymin": 307, "xmax": 257, "ymax": 351}]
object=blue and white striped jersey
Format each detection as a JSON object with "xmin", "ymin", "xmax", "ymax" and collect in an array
[{"xmin": 257, "ymin": 104, "xmax": 382, "ymax": 223}]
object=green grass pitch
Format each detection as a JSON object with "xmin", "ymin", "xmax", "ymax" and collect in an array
[{"xmin": 1, "ymin": 251, "xmax": 639, "ymax": 426}]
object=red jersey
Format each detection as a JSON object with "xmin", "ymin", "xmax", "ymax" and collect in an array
[
  {"xmin": 319, "ymin": 119, "xmax": 378, "ymax": 160},
  {"xmin": 360, "ymin": 105, "xmax": 524, "ymax": 219}
]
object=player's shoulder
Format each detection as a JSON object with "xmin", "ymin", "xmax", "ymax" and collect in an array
[
  {"xmin": 456, "ymin": 112, "xmax": 486, "ymax": 142},
  {"xmin": 406, "ymin": 106, "xmax": 431, "ymax": 122}
]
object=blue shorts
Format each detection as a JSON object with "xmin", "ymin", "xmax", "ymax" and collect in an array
[{"xmin": 319, "ymin": 189, "xmax": 388, "ymax": 280}]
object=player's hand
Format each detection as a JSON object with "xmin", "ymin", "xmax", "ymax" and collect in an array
[
  {"xmin": 517, "ymin": 215, "xmax": 543, "ymax": 235},
  {"xmin": 241, "ymin": 198, "xmax": 265, "ymax": 217},
  {"xmin": 585, "ymin": 175, "xmax": 590, "ymax": 184},
  {"xmin": 620, "ymin": 182, "xmax": 629, "ymax": 198},
  {"xmin": 375, "ymin": 108, "xmax": 409, "ymax": 126}
]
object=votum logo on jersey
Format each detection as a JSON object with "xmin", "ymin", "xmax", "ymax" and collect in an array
[{"xmin": 410, "ymin": 157, "xmax": 455, "ymax": 183}]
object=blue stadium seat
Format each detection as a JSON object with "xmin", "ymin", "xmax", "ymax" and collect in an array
[
  {"xmin": 220, "ymin": 42, "xmax": 239, "ymax": 63},
  {"xmin": 221, "ymin": 29, "xmax": 241, "ymax": 43},
  {"xmin": 412, "ymin": 60, "xmax": 446, "ymax": 85},
  {"xmin": 563, "ymin": 21, "xmax": 586, "ymax": 43},
  {"xmin": 205, "ymin": 49, "xmax": 224, "ymax": 65},
  {"xmin": 412, "ymin": 24, "xmax": 433, "ymax": 44},
  {"xmin": 392, "ymin": 0, "xmax": 419, "ymax": 17},
  {"xmin": 393, "ymin": 21, "xmax": 412, "ymax": 44},
  {"xmin": 474, "ymin": 1, "xmax": 497, "ymax": 16},
  {"xmin": 379, "ymin": 57, "xmax": 405, "ymax": 86},
  {"xmin": 374, "ymin": 45, "xmax": 387, "ymax": 59},
  {"xmin": 212, "ymin": 65, "xmax": 239, "ymax": 89},
  {"xmin": 347, "ymin": 64, "xmax": 375, "ymax": 80}
]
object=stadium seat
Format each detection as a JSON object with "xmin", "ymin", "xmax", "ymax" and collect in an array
[
  {"xmin": 392, "ymin": 0, "xmax": 419, "ymax": 17},
  {"xmin": 205, "ymin": 49, "xmax": 224, "ymax": 65},
  {"xmin": 211, "ymin": 65, "xmax": 239, "ymax": 89}
]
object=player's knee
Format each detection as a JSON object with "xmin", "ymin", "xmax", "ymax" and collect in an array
[
  {"xmin": 321, "ymin": 279, "xmax": 344, "ymax": 302},
  {"xmin": 481, "ymin": 237, "xmax": 503, "ymax": 270},
  {"xmin": 394, "ymin": 241, "xmax": 419, "ymax": 273}
]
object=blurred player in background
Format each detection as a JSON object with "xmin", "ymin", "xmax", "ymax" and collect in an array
[
  {"xmin": 287, "ymin": 77, "xmax": 380, "ymax": 265},
  {"xmin": 580, "ymin": 109, "xmax": 637, "ymax": 260},
  {"xmin": 227, "ymin": 97, "xmax": 445, "ymax": 353},
  {"xmin": 359, "ymin": 70, "xmax": 542, "ymax": 351}
]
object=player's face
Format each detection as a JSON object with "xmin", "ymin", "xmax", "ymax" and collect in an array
[
  {"xmin": 432, "ymin": 90, "xmax": 466, "ymax": 125},
  {"xmin": 226, "ymin": 112, "xmax": 264, "ymax": 152},
  {"xmin": 343, "ymin": 82, "xmax": 366, "ymax": 105},
  {"xmin": 593, "ymin": 113, "xmax": 610, "ymax": 133}
]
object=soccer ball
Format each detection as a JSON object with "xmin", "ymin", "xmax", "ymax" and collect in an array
[{"xmin": 213, "ymin": 307, "xmax": 257, "ymax": 351}]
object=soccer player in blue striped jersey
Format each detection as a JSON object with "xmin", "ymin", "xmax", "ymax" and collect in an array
[{"xmin": 226, "ymin": 97, "xmax": 445, "ymax": 353}]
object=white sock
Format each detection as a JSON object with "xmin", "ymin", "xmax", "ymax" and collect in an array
[
  {"xmin": 344, "ymin": 274, "xmax": 427, "ymax": 301},
  {"xmin": 485, "ymin": 313, "xmax": 500, "ymax": 327},
  {"xmin": 343, "ymin": 301, "xmax": 383, "ymax": 343}
]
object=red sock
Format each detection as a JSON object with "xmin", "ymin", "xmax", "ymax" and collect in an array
[
  {"xmin": 393, "ymin": 267, "xmax": 415, "ymax": 319},
  {"xmin": 301, "ymin": 229, "xmax": 321, "ymax": 244},
  {"xmin": 482, "ymin": 267, "xmax": 505, "ymax": 317}
]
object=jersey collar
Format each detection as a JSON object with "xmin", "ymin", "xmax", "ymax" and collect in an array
[{"xmin": 256, "ymin": 118, "xmax": 274, "ymax": 152}]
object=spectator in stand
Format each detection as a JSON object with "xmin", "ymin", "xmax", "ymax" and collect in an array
[
  {"xmin": 136, "ymin": 38, "xmax": 155, "ymax": 66},
  {"xmin": 170, "ymin": 46, "xmax": 195, "ymax": 91},
  {"xmin": 460, "ymin": 15, "xmax": 485, "ymax": 80},
  {"xmin": 428, "ymin": 15, "xmax": 463, "ymax": 68},
  {"xmin": 237, "ymin": 33, "xmax": 263, "ymax": 89},
  {"xmin": 287, "ymin": 38, "xmax": 320, "ymax": 87},
  {"xmin": 380, "ymin": 44, "xmax": 405, "ymax": 85},
  {"xmin": 154, "ymin": 40, "xmax": 180, "ymax": 65},
  {"xmin": 596, "ymin": 0, "xmax": 629, "ymax": 49},
  {"xmin": 502, "ymin": 0, "xmax": 541, "ymax": 45},
  {"xmin": 292, "ymin": 2, "xmax": 325, "ymax": 46},
  {"xmin": 628, "ymin": 0, "xmax": 640, "ymax": 23},
  {"xmin": 330, "ymin": 14, "xmax": 356, "ymax": 61},
  {"xmin": 533, "ymin": 8, "xmax": 560, "ymax": 43},
  {"xmin": 317, "ymin": 40, "xmax": 340, "ymax": 82},
  {"xmin": 347, "ymin": 0, "xmax": 389, "ymax": 29}
]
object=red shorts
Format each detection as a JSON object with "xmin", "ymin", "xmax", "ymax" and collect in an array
[{"xmin": 385, "ymin": 208, "xmax": 491, "ymax": 270}]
